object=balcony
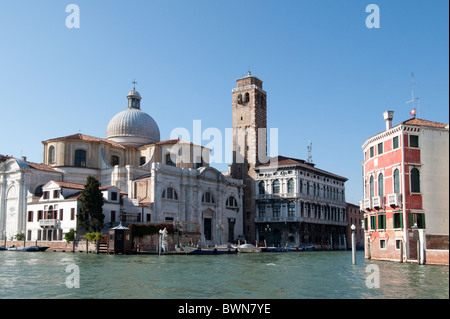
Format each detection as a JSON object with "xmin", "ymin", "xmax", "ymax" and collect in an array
[
  {"xmin": 372, "ymin": 196, "xmax": 385, "ymax": 209},
  {"xmin": 387, "ymin": 193, "xmax": 402, "ymax": 207},
  {"xmin": 39, "ymin": 219, "xmax": 58, "ymax": 228},
  {"xmin": 255, "ymin": 216, "xmax": 299, "ymax": 223},
  {"xmin": 363, "ymin": 198, "xmax": 372, "ymax": 211}
]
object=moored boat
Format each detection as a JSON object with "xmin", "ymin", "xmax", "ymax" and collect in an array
[
  {"xmin": 182, "ymin": 245, "xmax": 238, "ymax": 255},
  {"xmin": 237, "ymin": 243, "xmax": 261, "ymax": 253},
  {"xmin": 7, "ymin": 246, "xmax": 49, "ymax": 252}
]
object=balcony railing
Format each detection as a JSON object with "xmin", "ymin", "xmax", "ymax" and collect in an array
[
  {"xmin": 387, "ymin": 193, "xmax": 402, "ymax": 207},
  {"xmin": 39, "ymin": 219, "xmax": 59, "ymax": 228},
  {"xmin": 363, "ymin": 198, "xmax": 372, "ymax": 211},
  {"xmin": 372, "ymin": 196, "xmax": 385, "ymax": 209}
]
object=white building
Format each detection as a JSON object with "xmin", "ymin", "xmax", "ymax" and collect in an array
[
  {"xmin": 254, "ymin": 155, "xmax": 348, "ymax": 248},
  {"xmin": 0, "ymin": 87, "xmax": 244, "ymax": 247}
]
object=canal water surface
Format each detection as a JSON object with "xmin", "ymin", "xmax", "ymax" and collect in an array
[{"xmin": 0, "ymin": 250, "xmax": 448, "ymax": 299}]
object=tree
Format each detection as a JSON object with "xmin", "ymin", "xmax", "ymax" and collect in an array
[{"xmin": 78, "ymin": 176, "xmax": 105, "ymax": 233}]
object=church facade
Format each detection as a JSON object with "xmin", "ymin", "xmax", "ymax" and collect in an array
[{"xmin": 1, "ymin": 87, "xmax": 244, "ymax": 247}]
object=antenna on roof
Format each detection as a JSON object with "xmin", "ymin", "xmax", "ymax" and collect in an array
[
  {"xmin": 406, "ymin": 73, "xmax": 418, "ymax": 118},
  {"xmin": 307, "ymin": 141, "xmax": 313, "ymax": 163}
]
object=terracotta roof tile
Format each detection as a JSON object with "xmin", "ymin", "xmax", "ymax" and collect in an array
[
  {"xmin": 257, "ymin": 155, "xmax": 348, "ymax": 181},
  {"xmin": 43, "ymin": 133, "xmax": 129, "ymax": 149},
  {"xmin": 400, "ymin": 118, "xmax": 448, "ymax": 128}
]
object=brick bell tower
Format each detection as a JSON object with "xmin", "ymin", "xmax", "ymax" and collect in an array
[{"xmin": 231, "ymin": 71, "xmax": 267, "ymax": 242}]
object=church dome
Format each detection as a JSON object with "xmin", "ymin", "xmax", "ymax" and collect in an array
[{"xmin": 106, "ymin": 89, "xmax": 160, "ymax": 146}]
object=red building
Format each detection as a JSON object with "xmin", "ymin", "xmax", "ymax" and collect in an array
[{"xmin": 361, "ymin": 111, "xmax": 449, "ymax": 265}]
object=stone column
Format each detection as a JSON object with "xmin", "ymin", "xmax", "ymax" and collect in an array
[{"xmin": 0, "ymin": 175, "xmax": 6, "ymax": 241}]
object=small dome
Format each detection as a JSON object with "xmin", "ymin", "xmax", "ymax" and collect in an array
[
  {"xmin": 106, "ymin": 89, "xmax": 160, "ymax": 146},
  {"xmin": 127, "ymin": 89, "xmax": 141, "ymax": 100}
]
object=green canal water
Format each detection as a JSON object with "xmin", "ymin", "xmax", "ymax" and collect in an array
[{"xmin": 0, "ymin": 250, "xmax": 448, "ymax": 299}]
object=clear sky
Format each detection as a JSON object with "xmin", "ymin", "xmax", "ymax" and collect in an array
[{"xmin": 0, "ymin": 0, "xmax": 448, "ymax": 205}]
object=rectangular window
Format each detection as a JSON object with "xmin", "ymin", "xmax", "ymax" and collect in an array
[
  {"xmin": 111, "ymin": 192, "xmax": 118, "ymax": 201},
  {"xmin": 393, "ymin": 212, "xmax": 403, "ymax": 229},
  {"xmin": 370, "ymin": 146, "xmax": 374, "ymax": 158},
  {"xmin": 380, "ymin": 239, "xmax": 386, "ymax": 249},
  {"xmin": 409, "ymin": 213, "xmax": 426, "ymax": 229},
  {"xmin": 395, "ymin": 239, "xmax": 402, "ymax": 250},
  {"xmin": 364, "ymin": 217, "xmax": 368, "ymax": 231},
  {"xmin": 111, "ymin": 210, "xmax": 116, "ymax": 223},
  {"xmin": 59, "ymin": 209, "xmax": 63, "ymax": 220},
  {"xmin": 370, "ymin": 215, "xmax": 377, "ymax": 230},
  {"xmin": 378, "ymin": 214, "xmax": 386, "ymax": 229},
  {"xmin": 38, "ymin": 210, "xmax": 43, "ymax": 221},
  {"xmin": 409, "ymin": 135, "xmax": 419, "ymax": 148},
  {"xmin": 377, "ymin": 142, "xmax": 383, "ymax": 155},
  {"xmin": 43, "ymin": 191, "xmax": 49, "ymax": 199},
  {"xmin": 27, "ymin": 211, "xmax": 33, "ymax": 222},
  {"xmin": 393, "ymin": 136, "xmax": 399, "ymax": 149},
  {"xmin": 71, "ymin": 208, "xmax": 75, "ymax": 220},
  {"xmin": 53, "ymin": 190, "xmax": 60, "ymax": 199}
]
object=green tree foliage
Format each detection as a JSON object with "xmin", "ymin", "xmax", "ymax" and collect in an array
[
  {"xmin": 64, "ymin": 229, "xmax": 76, "ymax": 242},
  {"xmin": 78, "ymin": 176, "xmax": 104, "ymax": 233},
  {"xmin": 85, "ymin": 232, "xmax": 103, "ymax": 242}
]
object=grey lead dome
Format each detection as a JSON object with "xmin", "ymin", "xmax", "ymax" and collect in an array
[{"xmin": 106, "ymin": 89, "xmax": 160, "ymax": 146}]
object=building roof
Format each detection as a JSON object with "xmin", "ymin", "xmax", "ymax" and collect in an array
[
  {"xmin": 256, "ymin": 155, "xmax": 348, "ymax": 181},
  {"xmin": 400, "ymin": 118, "xmax": 448, "ymax": 129},
  {"xmin": 0, "ymin": 154, "xmax": 58, "ymax": 172},
  {"xmin": 50, "ymin": 180, "xmax": 127, "ymax": 194},
  {"xmin": 43, "ymin": 133, "xmax": 130, "ymax": 149},
  {"xmin": 362, "ymin": 117, "xmax": 449, "ymax": 149}
]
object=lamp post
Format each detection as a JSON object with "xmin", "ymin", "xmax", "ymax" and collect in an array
[
  {"xmin": 216, "ymin": 220, "xmax": 224, "ymax": 246},
  {"xmin": 351, "ymin": 224, "xmax": 356, "ymax": 265}
]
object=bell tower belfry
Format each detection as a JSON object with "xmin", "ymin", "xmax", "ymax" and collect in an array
[{"xmin": 231, "ymin": 72, "xmax": 268, "ymax": 241}]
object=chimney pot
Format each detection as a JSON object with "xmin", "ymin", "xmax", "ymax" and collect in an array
[{"xmin": 383, "ymin": 111, "xmax": 394, "ymax": 131}]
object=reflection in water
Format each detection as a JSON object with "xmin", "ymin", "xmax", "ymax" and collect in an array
[{"xmin": 0, "ymin": 251, "xmax": 448, "ymax": 299}]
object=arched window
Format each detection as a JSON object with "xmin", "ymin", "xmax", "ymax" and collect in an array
[
  {"xmin": 273, "ymin": 202, "xmax": 281, "ymax": 217},
  {"xmin": 226, "ymin": 196, "xmax": 238, "ymax": 208},
  {"xmin": 288, "ymin": 202, "xmax": 295, "ymax": 217},
  {"xmin": 139, "ymin": 156, "xmax": 146, "ymax": 166},
  {"xmin": 378, "ymin": 173, "xmax": 384, "ymax": 196},
  {"xmin": 258, "ymin": 181, "xmax": 265, "ymax": 195},
  {"xmin": 111, "ymin": 155, "xmax": 120, "ymax": 166},
  {"xmin": 162, "ymin": 187, "xmax": 178, "ymax": 200},
  {"xmin": 411, "ymin": 168, "xmax": 420, "ymax": 193},
  {"xmin": 202, "ymin": 192, "xmax": 215, "ymax": 204},
  {"xmin": 237, "ymin": 94, "xmax": 243, "ymax": 103},
  {"xmin": 393, "ymin": 169, "xmax": 400, "ymax": 194},
  {"xmin": 34, "ymin": 185, "xmax": 44, "ymax": 197},
  {"xmin": 272, "ymin": 180, "xmax": 280, "ymax": 194},
  {"xmin": 165, "ymin": 153, "xmax": 175, "ymax": 166},
  {"xmin": 48, "ymin": 146, "xmax": 55, "ymax": 164},
  {"xmin": 287, "ymin": 179, "xmax": 295, "ymax": 194},
  {"xmin": 369, "ymin": 176, "xmax": 374, "ymax": 198},
  {"xmin": 74, "ymin": 150, "xmax": 86, "ymax": 167},
  {"xmin": 258, "ymin": 205, "xmax": 265, "ymax": 217},
  {"xmin": 244, "ymin": 92, "xmax": 250, "ymax": 103}
]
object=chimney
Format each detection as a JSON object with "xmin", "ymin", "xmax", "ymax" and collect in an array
[{"xmin": 383, "ymin": 111, "xmax": 394, "ymax": 131}]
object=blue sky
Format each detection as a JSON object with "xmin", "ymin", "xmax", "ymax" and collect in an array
[{"xmin": 0, "ymin": 0, "xmax": 448, "ymax": 204}]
